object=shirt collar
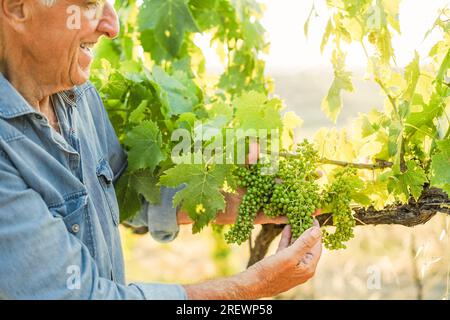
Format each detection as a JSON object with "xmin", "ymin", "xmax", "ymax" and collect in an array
[{"xmin": 0, "ymin": 72, "xmax": 81, "ymax": 119}]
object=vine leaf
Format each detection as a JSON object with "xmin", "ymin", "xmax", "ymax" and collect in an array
[
  {"xmin": 150, "ymin": 66, "xmax": 199, "ymax": 116},
  {"xmin": 321, "ymin": 50, "xmax": 354, "ymax": 123},
  {"xmin": 401, "ymin": 52, "xmax": 420, "ymax": 104},
  {"xmin": 116, "ymin": 172, "xmax": 141, "ymax": 222},
  {"xmin": 129, "ymin": 100, "xmax": 148, "ymax": 123},
  {"xmin": 116, "ymin": 169, "xmax": 162, "ymax": 222},
  {"xmin": 431, "ymin": 139, "xmax": 450, "ymax": 196},
  {"xmin": 160, "ymin": 163, "xmax": 232, "ymax": 233},
  {"xmin": 138, "ymin": 0, "xmax": 200, "ymax": 56},
  {"xmin": 132, "ymin": 170, "xmax": 162, "ymax": 205},
  {"xmin": 124, "ymin": 120, "xmax": 166, "ymax": 172},
  {"xmin": 233, "ymin": 91, "xmax": 283, "ymax": 132},
  {"xmin": 389, "ymin": 160, "xmax": 427, "ymax": 201}
]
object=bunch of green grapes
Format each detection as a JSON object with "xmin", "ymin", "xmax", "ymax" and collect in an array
[
  {"xmin": 224, "ymin": 164, "xmax": 276, "ymax": 245},
  {"xmin": 226, "ymin": 140, "xmax": 359, "ymax": 249},
  {"xmin": 264, "ymin": 141, "xmax": 321, "ymax": 238},
  {"xmin": 225, "ymin": 140, "xmax": 321, "ymax": 244},
  {"xmin": 321, "ymin": 167, "xmax": 357, "ymax": 250}
]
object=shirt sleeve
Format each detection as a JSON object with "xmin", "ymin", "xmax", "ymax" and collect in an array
[
  {"xmin": 0, "ymin": 153, "xmax": 186, "ymax": 300},
  {"xmin": 95, "ymin": 86, "xmax": 181, "ymax": 243},
  {"xmin": 128, "ymin": 187, "xmax": 182, "ymax": 243}
]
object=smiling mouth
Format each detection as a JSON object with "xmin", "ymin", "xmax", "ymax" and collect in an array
[{"xmin": 80, "ymin": 42, "xmax": 96, "ymax": 55}]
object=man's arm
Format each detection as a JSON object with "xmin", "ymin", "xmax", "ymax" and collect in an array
[
  {"xmin": 183, "ymin": 225, "xmax": 322, "ymax": 299},
  {"xmin": 0, "ymin": 152, "xmax": 185, "ymax": 299}
]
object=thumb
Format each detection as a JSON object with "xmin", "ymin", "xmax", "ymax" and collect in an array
[
  {"xmin": 290, "ymin": 226, "xmax": 322, "ymax": 256},
  {"xmin": 276, "ymin": 225, "xmax": 292, "ymax": 252}
]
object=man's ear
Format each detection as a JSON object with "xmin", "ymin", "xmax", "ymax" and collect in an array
[{"xmin": 2, "ymin": 0, "xmax": 32, "ymax": 30}]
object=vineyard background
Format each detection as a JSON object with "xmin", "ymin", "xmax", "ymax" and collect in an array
[
  {"xmin": 120, "ymin": 69, "xmax": 450, "ymax": 299},
  {"xmin": 99, "ymin": 0, "xmax": 450, "ymax": 299}
]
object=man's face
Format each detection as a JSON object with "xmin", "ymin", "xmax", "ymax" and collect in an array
[{"xmin": 22, "ymin": 0, "xmax": 119, "ymax": 87}]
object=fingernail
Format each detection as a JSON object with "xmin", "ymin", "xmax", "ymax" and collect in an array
[{"xmin": 311, "ymin": 227, "xmax": 321, "ymax": 238}]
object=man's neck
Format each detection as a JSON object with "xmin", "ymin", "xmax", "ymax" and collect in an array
[{"xmin": 3, "ymin": 70, "xmax": 51, "ymax": 112}]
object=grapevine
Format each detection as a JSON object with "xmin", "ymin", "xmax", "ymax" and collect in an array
[{"xmin": 91, "ymin": 0, "xmax": 450, "ymax": 259}]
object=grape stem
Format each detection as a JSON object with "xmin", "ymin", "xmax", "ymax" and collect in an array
[{"xmin": 277, "ymin": 152, "xmax": 393, "ymax": 170}]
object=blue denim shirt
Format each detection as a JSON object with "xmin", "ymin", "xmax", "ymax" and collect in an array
[{"xmin": 0, "ymin": 73, "xmax": 186, "ymax": 299}]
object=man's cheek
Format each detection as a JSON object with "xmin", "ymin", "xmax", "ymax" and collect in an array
[
  {"xmin": 65, "ymin": 6, "xmax": 78, "ymax": 30},
  {"xmin": 67, "ymin": 5, "xmax": 94, "ymax": 30}
]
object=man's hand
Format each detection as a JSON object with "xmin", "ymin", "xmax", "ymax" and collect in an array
[
  {"xmin": 242, "ymin": 222, "xmax": 322, "ymax": 297},
  {"xmin": 183, "ymin": 221, "xmax": 322, "ymax": 299}
]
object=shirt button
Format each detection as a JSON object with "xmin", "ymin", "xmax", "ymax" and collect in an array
[{"xmin": 71, "ymin": 224, "xmax": 80, "ymax": 233}]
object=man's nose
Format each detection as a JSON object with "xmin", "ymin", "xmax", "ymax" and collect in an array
[{"xmin": 97, "ymin": 3, "xmax": 119, "ymax": 39}]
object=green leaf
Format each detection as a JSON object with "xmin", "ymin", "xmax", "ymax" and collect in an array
[
  {"xmin": 132, "ymin": 169, "xmax": 162, "ymax": 204},
  {"xmin": 436, "ymin": 49, "xmax": 450, "ymax": 93},
  {"xmin": 207, "ymin": 101, "xmax": 233, "ymax": 123},
  {"xmin": 242, "ymin": 19, "xmax": 265, "ymax": 50},
  {"xmin": 138, "ymin": 0, "xmax": 200, "ymax": 56},
  {"xmin": 160, "ymin": 163, "xmax": 232, "ymax": 232},
  {"xmin": 405, "ymin": 93, "xmax": 445, "ymax": 136},
  {"xmin": 233, "ymin": 91, "xmax": 283, "ymax": 132},
  {"xmin": 150, "ymin": 66, "xmax": 199, "ymax": 116},
  {"xmin": 388, "ymin": 119, "xmax": 402, "ymax": 157},
  {"xmin": 390, "ymin": 160, "xmax": 427, "ymax": 200},
  {"xmin": 321, "ymin": 50, "xmax": 353, "ymax": 122},
  {"xmin": 321, "ymin": 19, "xmax": 333, "ymax": 53},
  {"xmin": 124, "ymin": 120, "xmax": 166, "ymax": 172},
  {"xmin": 92, "ymin": 38, "xmax": 121, "ymax": 69},
  {"xmin": 401, "ymin": 52, "xmax": 420, "ymax": 104},
  {"xmin": 116, "ymin": 171, "xmax": 142, "ymax": 222},
  {"xmin": 129, "ymin": 100, "xmax": 148, "ymax": 123},
  {"xmin": 116, "ymin": 169, "xmax": 162, "ymax": 221},
  {"xmin": 430, "ymin": 139, "xmax": 450, "ymax": 196},
  {"xmin": 140, "ymin": 29, "xmax": 171, "ymax": 62},
  {"xmin": 321, "ymin": 73, "xmax": 353, "ymax": 123}
]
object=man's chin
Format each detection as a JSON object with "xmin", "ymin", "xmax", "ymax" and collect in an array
[{"xmin": 70, "ymin": 69, "xmax": 91, "ymax": 87}]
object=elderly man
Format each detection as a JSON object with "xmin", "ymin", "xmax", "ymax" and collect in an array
[{"xmin": 0, "ymin": 0, "xmax": 322, "ymax": 299}]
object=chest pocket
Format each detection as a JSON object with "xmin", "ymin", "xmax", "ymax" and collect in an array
[
  {"xmin": 96, "ymin": 158, "xmax": 120, "ymax": 227},
  {"xmin": 50, "ymin": 193, "xmax": 96, "ymax": 259}
]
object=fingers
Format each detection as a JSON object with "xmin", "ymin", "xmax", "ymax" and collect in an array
[
  {"xmin": 247, "ymin": 141, "xmax": 260, "ymax": 164},
  {"xmin": 290, "ymin": 226, "xmax": 322, "ymax": 256},
  {"xmin": 312, "ymin": 209, "xmax": 322, "ymax": 217},
  {"xmin": 313, "ymin": 219, "xmax": 320, "ymax": 227},
  {"xmin": 255, "ymin": 211, "xmax": 289, "ymax": 224},
  {"xmin": 276, "ymin": 225, "xmax": 292, "ymax": 253}
]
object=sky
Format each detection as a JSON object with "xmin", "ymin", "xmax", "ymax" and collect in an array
[{"xmin": 196, "ymin": 0, "xmax": 449, "ymax": 73}]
